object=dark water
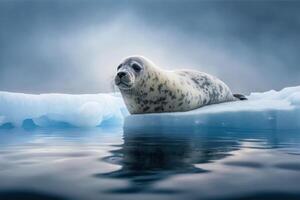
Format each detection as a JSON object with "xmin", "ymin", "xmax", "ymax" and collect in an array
[{"xmin": 1, "ymin": 125, "xmax": 300, "ymax": 200}]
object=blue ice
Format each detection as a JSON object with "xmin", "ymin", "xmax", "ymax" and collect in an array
[
  {"xmin": 0, "ymin": 86, "xmax": 300, "ymax": 129},
  {"xmin": 0, "ymin": 92, "xmax": 128, "ymax": 128}
]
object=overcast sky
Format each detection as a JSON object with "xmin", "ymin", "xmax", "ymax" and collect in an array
[{"xmin": 0, "ymin": 0, "xmax": 300, "ymax": 94}]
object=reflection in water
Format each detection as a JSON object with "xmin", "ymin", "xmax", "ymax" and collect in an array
[
  {"xmin": 0, "ymin": 126, "xmax": 300, "ymax": 200},
  {"xmin": 98, "ymin": 130, "xmax": 238, "ymax": 193},
  {"xmin": 95, "ymin": 123, "xmax": 300, "ymax": 198},
  {"xmin": 98, "ymin": 126, "xmax": 290, "ymax": 194}
]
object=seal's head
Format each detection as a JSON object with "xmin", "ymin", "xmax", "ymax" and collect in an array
[
  {"xmin": 114, "ymin": 56, "xmax": 166, "ymax": 114},
  {"xmin": 114, "ymin": 56, "xmax": 149, "ymax": 91}
]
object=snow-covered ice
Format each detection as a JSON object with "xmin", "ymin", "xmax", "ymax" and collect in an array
[
  {"xmin": 125, "ymin": 86, "xmax": 300, "ymax": 131},
  {"xmin": 0, "ymin": 86, "xmax": 300, "ymax": 129}
]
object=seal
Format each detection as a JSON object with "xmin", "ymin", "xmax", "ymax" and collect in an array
[{"xmin": 114, "ymin": 56, "xmax": 246, "ymax": 114}]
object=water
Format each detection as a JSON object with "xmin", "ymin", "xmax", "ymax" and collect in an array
[{"xmin": 1, "ymin": 125, "xmax": 300, "ymax": 200}]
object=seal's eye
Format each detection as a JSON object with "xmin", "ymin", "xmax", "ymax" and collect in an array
[
  {"xmin": 117, "ymin": 64, "xmax": 122, "ymax": 71},
  {"xmin": 132, "ymin": 63, "xmax": 142, "ymax": 72}
]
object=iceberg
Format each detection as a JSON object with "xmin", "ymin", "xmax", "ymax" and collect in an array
[
  {"xmin": 0, "ymin": 92, "xmax": 128, "ymax": 128},
  {"xmin": 125, "ymin": 86, "xmax": 300, "ymax": 132},
  {"xmin": 0, "ymin": 86, "xmax": 300, "ymax": 129}
]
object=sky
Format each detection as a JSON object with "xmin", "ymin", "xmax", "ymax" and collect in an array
[{"xmin": 0, "ymin": 0, "xmax": 300, "ymax": 94}]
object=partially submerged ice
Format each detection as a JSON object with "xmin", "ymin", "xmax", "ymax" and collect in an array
[
  {"xmin": 0, "ymin": 92, "xmax": 128, "ymax": 128},
  {"xmin": 0, "ymin": 86, "xmax": 300, "ymax": 129},
  {"xmin": 125, "ymin": 86, "xmax": 300, "ymax": 131}
]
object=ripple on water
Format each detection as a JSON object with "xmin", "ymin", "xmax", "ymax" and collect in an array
[
  {"xmin": 223, "ymin": 161, "xmax": 265, "ymax": 168},
  {"xmin": 217, "ymin": 192, "xmax": 300, "ymax": 200},
  {"xmin": 1, "ymin": 127, "xmax": 300, "ymax": 200},
  {"xmin": 0, "ymin": 190, "xmax": 69, "ymax": 200},
  {"xmin": 274, "ymin": 162, "xmax": 300, "ymax": 171}
]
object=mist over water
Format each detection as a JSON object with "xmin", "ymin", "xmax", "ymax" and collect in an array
[{"xmin": 1, "ymin": 0, "xmax": 300, "ymax": 94}]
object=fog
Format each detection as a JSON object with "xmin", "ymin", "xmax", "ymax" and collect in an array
[{"xmin": 0, "ymin": 0, "xmax": 300, "ymax": 94}]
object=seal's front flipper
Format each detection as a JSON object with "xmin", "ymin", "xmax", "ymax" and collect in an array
[{"xmin": 233, "ymin": 94, "xmax": 248, "ymax": 100}]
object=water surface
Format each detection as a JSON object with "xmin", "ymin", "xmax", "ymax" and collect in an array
[{"xmin": 0, "ymin": 126, "xmax": 300, "ymax": 200}]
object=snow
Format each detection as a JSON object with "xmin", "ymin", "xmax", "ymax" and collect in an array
[{"xmin": 1, "ymin": 86, "xmax": 300, "ymax": 129}]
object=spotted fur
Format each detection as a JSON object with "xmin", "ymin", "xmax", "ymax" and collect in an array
[{"xmin": 115, "ymin": 56, "xmax": 239, "ymax": 114}]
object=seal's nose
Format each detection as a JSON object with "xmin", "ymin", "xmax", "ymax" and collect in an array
[{"xmin": 117, "ymin": 72, "xmax": 127, "ymax": 78}]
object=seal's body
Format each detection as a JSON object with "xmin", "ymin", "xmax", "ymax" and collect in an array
[{"xmin": 115, "ymin": 56, "xmax": 246, "ymax": 114}]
